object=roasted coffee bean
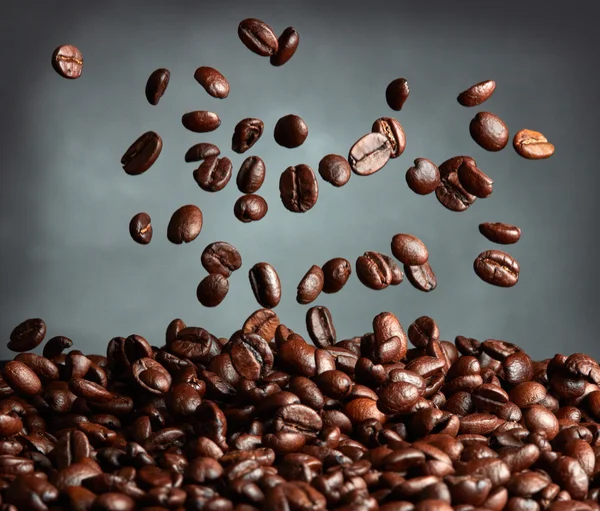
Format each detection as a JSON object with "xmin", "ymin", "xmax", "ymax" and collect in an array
[
  {"xmin": 469, "ymin": 112, "xmax": 509, "ymax": 151},
  {"xmin": 474, "ymin": 250, "xmax": 520, "ymax": 287},
  {"xmin": 372, "ymin": 117, "xmax": 406, "ymax": 158},
  {"xmin": 145, "ymin": 68, "xmax": 170, "ymax": 105},
  {"xmin": 167, "ymin": 205, "xmax": 203, "ymax": 244},
  {"xmin": 322, "ymin": 258, "xmax": 352, "ymax": 294},
  {"xmin": 408, "ymin": 316, "xmax": 440, "ymax": 348},
  {"xmin": 232, "ymin": 118, "xmax": 264, "ymax": 153},
  {"xmin": 435, "ymin": 156, "xmax": 477, "ymax": 212},
  {"xmin": 513, "ymin": 129, "xmax": 555, "ymax": 159},
  {"xmin": 184, "ymin": 142, "xmax": 221, "ymax": 163},
  {"xmin": 121, "ymin": 131, "xmax": 163, "ymax": 176},
  {"xmin": 348, "ymin": 132, "xmax": 391, "ymax": 176},
  {"xmin": 228, "ymin": 332, "xmax": 274, "ymax": 381},
  {"xmin": 182, "ymin": 111, "xmax": 221, "ymax": 133},
  {"xmin": 234, "ymin": 194, "xmax": 268, "ymax": 222},
  {"xmin": 270, "ymin": 27, "xmax": 300, "ymax": 66},
  {"xmin": 306, "ymin": 306, "xmax": 336, "ymax": 348},
  {"xmin": 386, "ymin": 78, "xmax": 410, "ymax": 110},
  {"xmin": 2, "ymin": 360, "xmax": 42, "ymax": 395},
  {"xmin": 194, "ymin": 66, "xmax": 230, "ymax": 99},
  {"xmin": 356, "ymin": 252, "xmax": 393, "ymax": 290},
  {"xmin": 8, "ymin": 318, "xmax": 46, "ymax": 352},
  {"xmin": 318, "ymin": 154, "xmax": 351, "ymax": 187},
  {"xmin": 197, "ymin": 274, "xmax": 229, "ymax": 307},
  {"xmin": 406, "ymin": 158, "xmax": 441, "ymax": 195},
  {"xmin": 297, "ymin": 266, "xmax": 325, "ymax": 304},
  {"xmin": 52, "ymin": 44, "xmax": 83, "ymax": 78},
  {"xmin": 279, "ymin": 164, "xmax": 319, "ymax": 213},
  {"xmin": 237, "ymin": 156, "xmax": 266, "ymax": 193},
  {"xmin": 242, "ymin": 309, "xmax": 280, "ymax": 342},
  {"xmin": 479, "ymin": 222, "xmax": 522, "ymax": 245},
  {"xmin": 457, "ymin": 159, "xmax": 494, "ymax": 198},
  {"xmin": 238, "ymin": 18, "xmax": 279, "ymax": 56},
  {"xmin": 193, "ymin": 156, "xmax": 233, "ymax": 192},
  {"xmin": 129, "ymin": 212, "xmax": 152, "ymax": 245},
  {"xmin": 274, "ymin": 114, "xmax": 308, "ymax": 148},
  {"xmin": 249, "ymin": 262, "xmax": 281, "ymax": 309},
  {"xmin": 457, "ymin": 80, "xmax": 496, "ymax": 107},
  {"xmin": 405, "ymin": 262, "xmax": 437, "ymax": 292},
  {"xmin": 382, "ymin": 254, "xmax": 404, "ymax": 286},
  {"xmin": 201, "ymin": 242, "xmax": 242, "ymax": 278},
  {"xmin": 368, "ymin": 311, "xmax": 408, "ymax": 363},
  {"xmin": 391, "ymin": 234, "xmax": 429, "ymax": 266}
]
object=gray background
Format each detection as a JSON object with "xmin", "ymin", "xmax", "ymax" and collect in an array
[{"xmin": 1, "ymin": 0, "xmax": 598, "ymax": 360}]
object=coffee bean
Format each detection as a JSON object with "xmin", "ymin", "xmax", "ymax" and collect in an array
[
  {"xmin": 249, "ymin": 262, "xmax": 281, "ymax": 308},
  {"xmin": 129, "ymin": 212, "xmax": 152, "ymax": 245},
  {"xmin": 391, "ymin": 233, "xmax": 429, "ymax": 265},
  {"xmin": 182, "ymin": 111, "xmax": 221, "ymax": 133},
  {"xmin": 234, "ymin": 194, "xmax": 268, "ymax": 222},
  {"xmin": 457, "ymin": 159, "xmax": 494, "ymax": 198},
  {"xmin": 197, "ymin": 274, "xmax": 229, "ymax": 307},
  {"xmin": 145, "ymin": 68, "xmax": 170, "ymax": 105},
  {"xmin": 121, "ymin": 131, "xmax": 163, "ymax": 176},
  {"xmin": 8, "ymin": 318, "xmax": 46, "ymax": 352},
  {"xmin": 238, "ymin": 18, "xmax": 279, "ymax": 56},
  {"xmin": 201, "ymin": 242, "xmax": 242, "ymax": 277},
  {"xmin": 513, "ymin": 129, "xmax": 555, "ymax": 159},
  {"xmin": 242, "ymin": 309, "xmax": 280, "ymax": 342},
  {"xmin": 318, "ymin": 154, "xmax": 351, "ymax": 187},
  {"xmin": 279, "ymin": 164, "xmax": 319, "ymax": 213},
  {"xmin": 406, "ymin": 158, "xmax": 441, "ymax": 195},
  {"xmin": 348, "ymin": 132, "xmax": 391, "ymax": 176},
  {"xmin": 52, "ymin": 45, "xmax": 83, "ymax": 79},
  {"xmin": 474, "ymin": 250, "xmax": 520, "ymax": 287},
  {"xmin": 405, "ymin": 262, "xmax": 437, "ymax": 292},
  {"xmin": 237, "ymin": 156, "xmax": 266, "ymax": 193},
  {"xmin": 184, "ymin": 142, "xmax": 221, "ymax": 163},
  {"xmin": 381, "ymin": 254, "xmax": 404, "ymax": 285},
  {"xmin": 270, "ymin": 27, "xmax": 300, "ymax": 66},
  {"xmin": 274, "ymin": 115, "xmax": 308, "ymax": 148},
  {"xmin": 2, "ymin": 360, "xmax": 42, "ymax": 395},
  {"xmin": 322, "ymin": 257, "xmax": 352, "ymax": 294},
  {"xmin": 228, "ymin": 332, "xmax": 274, "ymax": 381},
  {"xmin": 167, "ymin": 205, "xmax": 203, "ymax": 244},
  {"xmin": 408, "ymin": 316, "xmax": 440, "ymax": 348},
  {"xmin": 297, "ymin": 265, "xmax": 325, "ymax": 305},
  {"xmin": 469, "ymin": 112, "xmax": 509, "ymax": 151},
  {"xmin": 306, "ymin": 306, "xmax": 336, "ymax": 348},
  {"xmin": 232, "ymin": 118, "xmax": 264, "ymax": 153},
  {"xmin": 356, "ymin": 252, "xmax": 393, "ymax": 290},
  {"xmin": 479, "ymin": 222, "xmax": 522, "ymax": 245},
  {"xmin": 457, "ymin": 80, "xmax": 496, "ymax": 107},
  {"xmin": 194, "ymin": 66, "xmax": 230, "ymax": 99},
  {"xmin": 372, "ymin": 117, "xmax": 406, "ymax": 158},
  {"xmin": 193, "ymin": 156, "xmax": 233, "ymax": 192},
  {"xmin": 435, "ymin": 156, "xmax": 477, "ymax": 212},
  {"xmin": 386, "ymin": 78, "xmax": 410, "ymax": 110}
]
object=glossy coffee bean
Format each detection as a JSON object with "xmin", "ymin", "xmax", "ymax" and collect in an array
[
  {"xmin": 348, "ymin": 132, "xmax": 391, "ymax": 176},
  {"xmin": 234, "ymin": 194, "xmax": 268, "ymax": 222},
  {"xmin": 457, "ymin": 159, "xmax": 494, "ymax": 198},
  {"xmin": 167, "ymin": 205, "xmax": 203, "ymax": 244},
  {"xmin": 238, "ymin": 18, "xmax": 279, "ymax": 56},
  {"xmin": 121, "ymin": 131, "xmax": 163, "ymax": 176},
  {"xmin": 232, "ymin": 118, "xmax": 264, "ymax": 154},
  {"xmin": 270, "ymin": 27, "xmax": 300, "ymax": 66},
  {"xmin": 2, "ymin": 360, "xmax": 42, "ymax": 395},
  {"xmin": 145, "ymin": 68, "xmax": 170, "ymax": 105},
  {"xmin": 201, "ymin": 242, "xmax": 242, "ymax": 277},
  {"xmin": 479, "ymin": 223, "xmax": 522, "ymax": 245},
  {"xmin": 386, "ymin": 78, "xmax": 410, "ymax": 110},
  {"xmin": 513, "ymin": 129, "xmax": 555, "ymax": 159},
  {"xmin": 435, "ymin": 156, "xmax": 477, "ymax": 212},
  {"xmin": 8, "ymin": 318, "xmax": 47, "ymax": 352},
  {"xmin": 406, "ymin": 158, "xmax": 441, "ymax": 195},
  {"xmin": 249, "ymin": 262, "xmax": 282, "ymax": 308},
  {"xmin": 52, "ymin": 44, "xmax": 83, "ymax": 79},
  {"xmin": 382, "ymin": 254, "xmax": 404, "ymax": 285},
  {"xmin": 457, "ymin": 80, "xmax": 496, "ymax": 107},
  {"xmin": 322, "ymin": 257, "xmax": 352, "ymax": 294},
  {"xmin": 391, "ymin": 234, "xmax": 429, "ymax": 265},
  {"xmin": 408, "ymin": 316, "xmax": 440, "ymax": 348},
  {"xmin": 372, "ymin": 117, "xmax": 406, "ymax": 158},
  {"xmin": 474, "ymin": 250, "xmax": 520, "ymax": 287},
  {"xmin": 194, "ymin": 66, "xmax": 230, "ymax": 99},
  {"xmin": 469, "ymin": 112, "xmax": 509, "ymax": 151},
  {"xmin": 306, "ymin": 306, "xmax": 336, "ymax": 348},
  {"xmin": 297, "ymin": 266, "xmax": 325, "ymax": 305},
  {"xmin": 197, "ymin": 274, "xmax": 229, "ymax": 307},
  {"xmin": 356, "ymin": 252, "xmax": 393, "ymax": 290},
  {"xmin": 242, "ymin": 309, "xmax": 280, "ymax": 342},
  {"xmin": 405, "ymin": 262, "xmax": 437, "ymax": 292},
  {"xmin": 279, "ymin": 164, "xmax": 319, "ymax": 213},
  {"xmin": 182, "ymin": 111, "xmax": 221, "ymax": 133},
  {"xmin": 193, "ymin": 156, "xmax": 233, "ymax": 192},
  {"xmin": 274, "ymin": 115, "xmax": 308, "ymax": 148},
  {"xmin": 184, "ymin": 142, "xmax": 220, "ymax": 163},
  {"xmin": 129, "ymin": 212, "xmax": 152, "ymax": 245},
  {"xmin": 237, "ymin": 156, "xmax": 266, "ymax": 193},
  {"xmin": 318, "ymin": 154, "xmax": 351, "ymax": 187}
]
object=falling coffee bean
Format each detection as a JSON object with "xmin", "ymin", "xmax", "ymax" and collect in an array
[
  {"xmin": 371, "ymin": 117, "xmax": 406, "ymax": 158},
  {"xmin": 348, "ymin": 132, "xmax": 391, "ymax": 176},
  {"xmin": 435, "ymin": 156, "xmax": 477, "ymax": 212},
  {"xmin": 52, "ymin": 45, "xmax": 83, "ymax": 79},
  {"xmin": 274, "ymin": 115, "xmax": 308, "ymax": 148},
  {"xmin": 197, "ymin": 274, "xmax": 229, "ymax": 307},
  {"xmin": 237, "ymin": 156, "xmax": 266, "ymax": 193},
  {"xmin": 201, "ymin": 242, "xmax": 242, "ymax": 277},
  {"xmin": 167, "ymin": 205, "xmax": 203, "ymax": 244},
  {"xmin": 194, "ymin": 66, "xmax": 230, "ymax": 99},
  {"xmin": 279, "ymin": 165, "xmax": 319, "ymax": 213},
  {"xmin": 129, "ymin": 213, "xmax": 153, "ymax": 245},
  {"xmin": 318, "ymin": 154, "xmax": 351, "ymax": 187},
  {"xmin": 474, "ymin": 249, "xmax": 520, "ymax": 287},
  {"xmin": 7, "ymin": 318, "xmax": 47, "ymax": 353},
  {"xmin": 306, "ymin": 306, "xmax": 337, "ymax": 348},
  {"xmin": 182, "ymin": 111, "xmax": 221, "ymax": 133},
  {"xmin": 381, "ymin": 254, "xmax": 404, "ymax": 286},
  {"xmin": 297, "ymin": 265, "xmax": 325, "ymax": 305},
  {"xmin": 193, "ymin": 156, "xmax": 233, "ymax": 192},
  {"xmin": 121, "ymin": 131, "xmax": 163, "ymax": 176},
  {"xmin": 232, "ymin": 118, "xmax": 264, "ymax": 154},
  {"xmin": 386, "ymin": 78, "xmax": 410, "ymax": 110},
  {"xmin": 249, "ymin": 262, "xmax": 282, "ymax": 309},
  {"xmin": 145, "ymin": 68, "xmax": 170, "ymax": 105},
  {"xmin": 322, "ymin": 258, "xmax": 352, "ymax": 294},
  {"xmin": 234, "ymin": 194, "xmax": 268, "ymax": 223},
  {"xmin": 356, "ymin": 252, "xmax": 393, "ymax": 290},
  {"xmin": 457, "ymin": 80, "xmax": 496, "ymax": 107},
  {"xmin": 404, "ymin": 262, "xmax": 437, "ymax": 292},
  {"xmin": 185, "ymin": 143, "xmax": 221, "ymax": 163},
  {"xmin": 457, "ymin": 159, "xmax": 494, "ymax": 198},
  {"xmin": 270, "ymin": 27, "xmax": 300, "ymax": 66},
  {"xmin": 479, "ymin": 222, "xmax": 522, "ymax": 245},
  {"xmin": 469, "ymin": 112, "xmax": 509, "ymax": 152},
  {"xmin": 391, "ymin": 234, "xmax": 429, "ymax": 266},
  {"xmin": 238, "ymin": 18, "xmax": 279, "ymax": 57},
  {"xmin": 513, "ymin": 129, "xmax": 555, "ymax": 159},
  {"xmin": 406, "ymin": 158, "xmax": 441, "ymax": 195}
]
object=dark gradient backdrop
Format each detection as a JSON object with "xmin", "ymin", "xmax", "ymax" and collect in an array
[{"xmin": 1, "ymin": 0, "xmax": 598, "ymax": 360}]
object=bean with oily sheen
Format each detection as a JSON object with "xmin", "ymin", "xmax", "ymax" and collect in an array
[
  {"xmin": 232, "ymin": 118, "xmax": 264, "ymax": 153},
  {"xmin": 182, "ymin": 111, "xmax": 221, "ymax": 133},
  {"xmin": 129, "ymin": 212, "xmax": 152, "ymax": 245},
  {"xmin": 405, "ymin": 261, "xmax": 437, "ymax": 292},
  {"xmin": 234, "ymin": 194, "xmax": 268, "ymax": 222},
  {"xmin": 322, "ymin": 257, "xmax": 352, "ymax": 293},
  {"xmin": 479, "ymin": 222, "xmax": 522, "ymax": 245},
  {"xmin": 194, "ymin": 66, "xmax": 230, "ymax": 98},
  {"xmin": 184, "ymin": 142, "xmax": 220, "ymax": 163},
  {"xmin": 296, "ymin": 265, "xmax": 324, "ymax": 305},
  {"xmin": 457, "ymin": 159, "xmax": 494, "ymax": 198},
  {"xmin": 406, "ymin": 158, "xmax": 441, "ymax": 195},
  {"xmin": 348, "ymin": 132, "xmax": 392, "ymax": 176},
  {"xmin": 145, "ymin": 68, "xmax": 170, "ymax": 105},
  {"xmin": 121, "ymin": 131, "xmax": 163, "ymax": 176},
  {"xmin": 513, "ymin": 129, "xmax": 555, "ymax": 159},
  {"xmin": 469, "ymin": 112, "xmax": 509, "ymax": 151},
  {"xmin": 8, "ymin": 318, "xmax": 47, "ymax": 352},
  {"xmin": 391, "ymin": 233, "xmax": 429, "ymax": 265},
  {"xmin": 318, "ymin": 154, "xmax": 351, "ymax": 187},
  {"xmin": 197, "ymin": 274, "xmax": 229, "ymax": 307},
  {"xmin": 249, "ymin": 262, "xmax": 281, "ymax": 308},
  {"xmin": 435, "ymin": 155, "xmax": 477, "ymax": 212},
  {"xmin": 237, "ymin": 156, "xmax": 266, "ymax": 193},
  {"xmin": 386, "ymin": 77, "xmax": 410, "ymax": 110},
  {"xmin": 274, "ymin": 114, "xmax": 308, "ymax": 148},
  {"xmin": 457, "ymin": 79, "xmax": 496, "ymax": 107},
  {"xmin": 474, "ymin": 249, "xmax": 520, "ymax": 287},
  {"xmin": 279, "ymin": 164, "xmax": 319, "ymax": 213},
  {"xmin": 372, "ymin": 117, "xmax": 406, "ymax": 158},
  {"xmin": 356, "ymin": 251, "xmax": 393, "ymax": 290},
  {"xmin": 306, "ymin": 306, "xmax": 336, "ymax": 348},
  {"xmin": 52, "ymin": 44, "xmax": 83, "ymax": 79},
  {"xmin": 238, "ymin": 18, "xmax": 279, "ymax": 56},
  {"xmin": 270, "ymin": 27, "xmax": 300, "ymax": 66},
  {"xmin": 201, "ymin": 241, "xmax": 242, "ymax": 277},
  {"xmin": 193, "ymin": 156, "xmax": 233, "ymax": 192},
  {"xmin": 382, "ymin": 254, "xmax": 404, "ymax": 286},
  {"xmin": 167, "ymin": 205, "xmax": 203, "ymax": 244}
]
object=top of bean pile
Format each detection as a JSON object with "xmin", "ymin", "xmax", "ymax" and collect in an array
[{"xmin": 2, "ymin": 16, "xmax": 586, "ymax": 511}]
